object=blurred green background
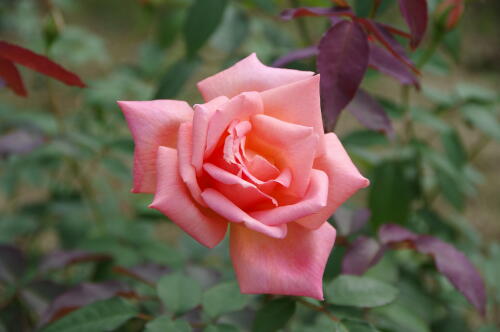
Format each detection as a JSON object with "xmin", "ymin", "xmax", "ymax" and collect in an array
[{"xmin": 0, "ymin": 0, "xmax": 499, "ymax": 331}]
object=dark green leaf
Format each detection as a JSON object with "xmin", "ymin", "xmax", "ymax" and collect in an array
[
  {"xmin": 343, "ymin": 319, "xmax": 381, "ymax": 332},
  {"xmin": 145, "ymin": 316, "xmax": 192, "ymax": 332},
  {"xmin": 252, "ymin": 298, "xmax": 296, "ymax": 332},
  {"xmin": 154, "ymin": 57, "xmax": 201, "ymax": 99},
  {"xmin": 325, "ymin": 275, "xmax": 399, "ymax": 308},
  {"xmin": 441, "ymin": 129, "xmax": 467, "ymax": 169},
  {"xmin": 183, "ymin": 0, "xmax": 228, "ymax": 56},
  {"xmin": 157, "ymin": 272, "xmax": 202, "ymax": 314},
  {"xmin": 40, "ymin": 298, "xmax": 137, "ymax": 332},
  {"xmin": 204, "ymin": 324, "xmax": 240, "ymax": 332},
  {"xmin": 202, "ymin": 281, "xmax": 249, "ymax": 318}
]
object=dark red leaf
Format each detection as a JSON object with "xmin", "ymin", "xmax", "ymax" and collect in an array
[
  {"xmin": 39, "ymin": 250, "xmax": 112, "ymax": 273},
  {"xmin": 331, "ymin": 0, "xmax": 350, "ymax": 7},
  {"xmin": 398, "ymin": 0, "xmax": 428, "ymax": 49},
  {"xmin": 358, "ymin": 19, "xmax": 419, "ymax": 75},
  {"xmin": 20, "ymin": 280, "xmax": 68, "ymax": 318},
  {"xmin": 281, "ymin": 7, "xmax": 353, "ymax": 20},
  {"xmin": 0, "ymin": 245, "xmax": 26, "ymax": 284},
  {"xmin": 39, "ymin": 281, "xmax": 137, "ymax": 327},
  {"xmin": 317, "ymin": 20, "xmax": 369, "ymax": 127},
  {"xmin": 0, "ymin": 128, "xmax": 45, "ymax": 159},
  {"xmin": 342, "ymin": 236, "xmax": 383, "ymax": 275},
  {"xmin": 415, "ymin": 236, "xmax": 486, "ymax": 315},
  {"xmin": 272, "ymin": 46, "xmax": 318, "ymax": 68},
  {"xmin": 0, "ymin": 41, "xmax": 85, "ymax": 88},
  {"xmin": 377, "ymin": 224, "xmax": 486, "ymax": 314},
  {"xmin": 334, "ymin": 207, "xmax": 371, "ymax": 236},
  {"xmin": 112, "ymin": 263, "xmax": 171, "ymax": 286},
  {"xmin": 369, "ymin": 43, "xmax": 419, "ymax": 87},
  {"xmin": 0, "ymin": 58, "xmax": 27, "ymax": 96},
  {"xmin": 347, "ymin": 89, "xmax": 395, "ymax": 137}
]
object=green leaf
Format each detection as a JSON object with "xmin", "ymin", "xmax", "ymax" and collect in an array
[
  {"xmin": 342, "ymin": 130, "xmax": 389, "ymax": 147},
  {"xmin": 325, "ymin": 275, "xmax": 399, "ymax": 308},
  {"xmin": 461, "ymin": 105, "xmax": 500, "ymax": 141},
  {"xmin": 202, "ymin": 281, "xmax": 249, "ymax": 318},
  {"xmin": 342, "ymin": 319, "xmax": 381, "ymax": 332},
  {"xmin": 40, "ymin": 298, "xmax": 137, "ymax": 332},
  {"xmin": 252, "ymin": 298, "xmax": 296, "ymax": 332},
  {"xmin": 145, "ymin": 316, "xmax": 192, "ymax": 332},
  {"xmin": 204, "ymin": 324, "xmax": 240, "ymax": 332},
  {"xmin": 211, "ymin": 6, "xmax": 250, "ymax": 54},
  {"xmin": 441, "ymin": 129, "xmax": 467, "ymax": 169},
  {"xmin": 157, "ymin": 272, "xmax": 202, "ymax": 314},
  {"xmin": 183, "ymin": 0, "xmax": 228, "ymax": 56},
  {"xmin": 455, "ymin": 83, "xmax": 497, "ymax": 103},
  {"xmin": 154, "ymin": 57, "xmax": 201, "ymax": 99},
  {"xmin": 372, "ymin": 303, "xmax": 430, "ymax": 332},
  {"xmin": 368, "ymin": 160, "xmax": 417, "ymax": 227}
]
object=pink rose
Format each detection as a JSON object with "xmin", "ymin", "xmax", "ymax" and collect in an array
[{"xmin": 118, "ymin": 54, "xmax": 369, "ymax": 299}]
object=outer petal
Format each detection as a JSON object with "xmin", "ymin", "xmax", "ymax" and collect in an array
[
  {"xmin": 261, "ymin": 75, "xmax": 325, "ymax": 156},
  {"xmin": 296, "ymin": 133, "xmax": 369, "ymax": 230},
  {"xmin": 248, "ymin": 114, "xmax": 319, "ymax": 197},
  {"xmin": 118, "ymin": 100, "xmax": 193, "ymax": 193},
  {"xmin": 230, "ymin": 221, "xmax": 336, "ymax": 300},
  {"xmin": 197, "ymin": 53, "xmax": 314, "ymax": 102},
  {"xmin": 150, "ymin": 147, "xmax": 228, "ymax": 248},
  {"xmin": 249, "ymin": 169, "xmax": 328, "ymax": 226},
  {"xmin": 201, "ymin": 188, "xmax": 287, "ymax": 239}
]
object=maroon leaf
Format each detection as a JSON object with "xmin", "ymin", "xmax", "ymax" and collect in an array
[
  {"xmin": 369, "ymin": 42, "xmax": 419, "ymax": 87},
  {"xmin": 377, "ymin": 224, "xmax": 486, "ymax": 314},
  {"xmin": 317, "ymin": 20, "xmax": 369, "ymax": 127},
  {"xmin": 398, "ymin": 0, "xmax": 428, "ymax": 49},
  {"xmin": 281, "ymin": 7, "xmax": 353, "ymax": 20},
  {"xmin": 113, "ymin": 263, "xmax": 171, "ymax": 286},
  {"xmin": 39, "ymin": 250, "xmax": 112, "ymax": 273},
  {"xmin": 415, "ymin": 236, "xmax": 486, "ymax": 315},
  {"xmin": 0, "ymin": 41, "xmax": 85, "ymax": 88},
  {"xmin": 0, "ymin": 245, "xmax": 26, "ymax": 284},
  {"xmin": 0, "ymin": 58, "xmax": 27, "ymax": 96},
  {"xmin": 347, "ymin": 89, "xmax": 395, "ymax": 137},
  {"xmin": 378, "ymin": 224, "xmax": 418, "ymax": 245},
  {"xmin": 0, "ymin": 128, "xmax": 45, "ymax": 158},
  {"xmin": 272, "ymin": 46, "xmax": 318, "ymax": 68},
  {"xmin": 39, "ymin": 281, "xmax": 136, "ymax": 327},
  {"xmin": 342, "ymin": 236, "xmax": 383, "ymax": 275},
  {"xmin": 20, "ymin": 280, "xmax": 68, "ymax": 318}
]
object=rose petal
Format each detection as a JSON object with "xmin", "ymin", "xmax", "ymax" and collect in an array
[
  {"xmin": 197, "ymin": 53, "xmax": 314, "ymax": 102},
  {"xmin": 295, "ymin": 133, "xmax": 369, "ymax": 229},
  {"xmin": 230, "ymin": 221, "xmax": 336, "ymax": 300},
  {"xmin": 250, "ymin": 169, "xmax": 328, "ymax": 226},
  {"xmin": 117, "ymin": 100, "xmax": 193, "ymax": 193},
  {"xmin": 150, "ymin": 147, "xmax": 228, "ymax": 248},
  {"xmin": 248, "ymin": 114, "xmax": 319, "ymax": 197},
  {"xmin": 192, "ymin": 96, "xmax": 229, "ymax": 175},
  {"xmin": 261, "ymin": 75, "xmax": 325, "ymax": 156},
  {"xmin": 205, "ymin": 92, "xmax": 264, "ymax": 158},
  {"xmin": 203, "ymin": 163, "xmax": 278, "ymax": 208},
  {"xmin": 201, "ymin": 188, "xmax": 287, "ymax": 239}
]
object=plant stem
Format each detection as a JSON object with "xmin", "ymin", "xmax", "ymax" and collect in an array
[{"xmin": 295, "ymin": 298, "xmax": 340, "ymax": 322}]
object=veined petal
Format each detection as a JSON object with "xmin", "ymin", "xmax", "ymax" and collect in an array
[
  {"xmin": 150, "ymin": 147, "xmax": 228, "ymax": 248},
  {"xmin": 177, "ymin": 122, "xmax": 204, "ymax": 206},
  {"xmin": 117, "ymin": 100, "xmax": 192, "ymax": 193},
  {"xmin": 230, "ymin": 222, "xmax": 336, "ymax": 300},
  {"xmin": 197, "ymin": 53, "xmax": 314, "ymax": 102}
]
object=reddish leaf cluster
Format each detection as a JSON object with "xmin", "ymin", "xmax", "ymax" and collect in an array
[
  {"xmin": 278, "ymin": 0, "xmax": 430, "ymax": 129},
  {"xmin": 341, "ymin": 224, "xmax": 487, "ymax": 315},
  {"xmin": 0, "ymin": 41, "xmax": 85, "ymax": 97}
]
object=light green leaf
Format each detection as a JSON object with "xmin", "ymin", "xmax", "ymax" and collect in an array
[
  {"xmin": 372, "ymin": 303, "xmax": 430, "ymax": 332},
  {"xmin": 204, "ymin": 324, "xmax": 240, "ymax": 332},
  {"xmin": 252, "ymin": 298, "xmax": 296, "ymax": 332},
  {"xmin": 202, "ymin": 281, "xmax": 249, "ymax": 318},
  {"xmin": 461, "ymin": 105, "xmax": 500, "ymax": 141},
  {"xmin": 40, "ymin": 298, "xmax": 137, "ymax": 332},
  {"xmin": 343, "ymin": 320, "xmax": 381, "ymax": 332},
  {"xmin": 326, "ymin": 275, "xmax": 399, "ymax": 308},
  {"xmin": 183, "ymin": 0, "xmax": 228, "ymax": 56},
  {"xmin": 145, "ymin": 316, "xmax": 192, "ymax": 332},
  {"xmin": 157, "ymin": 273, "xmax": 202, "ymax": 314},
  {"xmin": 456, "ymin": 83, "xmax": 497, "ymax": 102}
]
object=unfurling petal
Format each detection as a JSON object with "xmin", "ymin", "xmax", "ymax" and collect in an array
[
  {"xmin": 230, "ymin": 222, "xmax": 336, "ymax": 300},
  {"xmin": 150, "ymin": 147, "xmax": 228, "ymax": 248},
  {"xmin": 197, "ymin": 53, "xmax": 313, "ymax": 102},
  {"xmin": 118, "ymin": 100, "xmax": 192, "ymax": 193},
  {"xmin": 296, "ymin": 133, "xmax": 369, "ymax": 229}
]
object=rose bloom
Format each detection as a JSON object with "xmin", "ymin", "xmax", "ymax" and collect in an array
[{"xmin": 118, "ymin": 54, "xmax": 369, "ymax": 299}]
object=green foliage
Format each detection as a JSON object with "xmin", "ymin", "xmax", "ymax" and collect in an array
[
  {"xmin": 202, "ymin": 281, "xmax": 249, "ymax": 318},
  {"xmin": 252, "ymin": 298, "xmax": 296, "ymax": 332},
  {"xmin": 157, "ymin": 272, "xmax": 202, "ymax": 314},
  {"xmin": 145, "ymin": 316, "xmax": 192, "ymax": 332}
]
